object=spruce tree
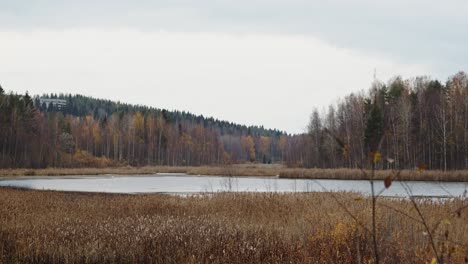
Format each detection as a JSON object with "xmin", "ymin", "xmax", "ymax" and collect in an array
[{"xmin": 364, "ymin": 101, "xmax": 384, "ymax": 151}]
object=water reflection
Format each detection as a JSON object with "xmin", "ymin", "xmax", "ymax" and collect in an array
[{"xmin": 0, "ymin": 174, "xmax": 466, "ymax": 198}]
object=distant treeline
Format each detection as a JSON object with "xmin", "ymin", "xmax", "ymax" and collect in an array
[
  {"xmin": 0, "ymin": 89, "xmax": 286, "ymax": 168},
  {"xmin": 2, "ymin": 71, "xmax": 468, "ymax": 170},
  {"xmin": 286, "ymin": 71, "xmax": 468, "ymax": 171}
]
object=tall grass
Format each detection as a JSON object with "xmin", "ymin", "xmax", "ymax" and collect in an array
[
  {"xmin": 278, "ymin": 168, "xmax": 468, "ymax": 182},
  {"xmin": 0, "ymin": 188, "xmax": 466, "ymax": 263},
  {"xmin": 1, "ymin": 164, "xmax": 468, "ymax": 182}
]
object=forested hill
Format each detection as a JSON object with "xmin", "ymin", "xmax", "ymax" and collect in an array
[
  {"xmin": 34, "ymin": 94, "xmax": 284, "ymax": 137},
  {"xmin": 0, "ymin": 88, "xmax": 288, "ymax": 168},
  {"xmin": 3, "ymin": 71, "xmax": 468, "ymax": 170}
]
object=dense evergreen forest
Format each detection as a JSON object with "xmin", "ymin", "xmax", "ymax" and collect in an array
[{"xmin": 1, "ymin": 71, "xmax": 468, "ymax": 170}]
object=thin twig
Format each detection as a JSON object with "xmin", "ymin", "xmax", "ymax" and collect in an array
[
  {"xmin": 376, "ymin": 169, "xmax": 402, "ymax": 197},
  {"xmin": 312, "ymin": 180, "xmax": 371, "ymax": 235},
  {"xmin": 378, "ymin": 202, "xmax": 423, "ymax": 224},
  {"xmin": 370, "ymin": 162, "xmax": 380, "ymax": 264},
  {"xmin": 400, "ymin": 181, "xmax": 441, "ymax": 263},
  {"xmin": 431, "ymin": 201, "xmax": 468, "ymax": 236}
]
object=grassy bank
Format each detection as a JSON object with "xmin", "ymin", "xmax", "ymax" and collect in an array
[
  {"xmin": 1, "ymin": 164, "xmax": 468, "ymax": 182},
  {"xmin": 0, "ymin": 188, "xmax": 466, "ymax": 263}
]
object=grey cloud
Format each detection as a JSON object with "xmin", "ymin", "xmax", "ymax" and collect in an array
[{"xmin": 1, "ymin": 0, "xmax": 467, "ymax": 77}]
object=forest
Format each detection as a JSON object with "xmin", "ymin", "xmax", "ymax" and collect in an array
[
  {"xmin": 1, "ymin": 71, "xmax": 468, "ymax": 170},
  {"xmin": 285, "ymin": 71, "xmax": 468, "ymax": 171},
  {"xmin": 0, "ymin": 88, "xmax": 285, "ymax": 168}
]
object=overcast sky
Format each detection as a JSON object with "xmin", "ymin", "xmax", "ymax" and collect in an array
[{"xmin": 1, "ymin": 1, "xmax": 467, "ymax": 133}]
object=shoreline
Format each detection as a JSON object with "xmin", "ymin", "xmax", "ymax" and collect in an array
[
  {"xmin": 0, "ymin": 164, "xmax": 467, "ymax": 182},
  {"xmin": 0, "ymin": 186, "xmax": 459, "ymax": 200},
  {"xmin": 1, "ymin": 172, "xmax": 467, "ymax": 184}
]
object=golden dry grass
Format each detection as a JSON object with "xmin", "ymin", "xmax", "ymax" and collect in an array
[
  {"xmin": 278, "ymin": 168, "xmax": 468, "ymax": 182},
  {"xmin": 0, "ymin": 188, "xmax": 466, "ymax": 263},
  {"xmin": 1, "ymin": 164, "xmax": 468, "ymax": 182},
  {"xmin": 0, "ymin": 166, "xmax": 187, "ymax": 177}
]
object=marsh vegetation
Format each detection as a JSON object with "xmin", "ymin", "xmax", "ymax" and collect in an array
[
  {"xmin": 1, "ymin": 164, "xmax": 467, "ymax": 182},
  {"xmin": 0, "ymin": 188, "xmax": 466, "ymax": 263}
]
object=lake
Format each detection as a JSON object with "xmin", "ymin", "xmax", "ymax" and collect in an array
[{"xmin": 1, "ymin": 173, "xmax": 467, "ymax": 198}]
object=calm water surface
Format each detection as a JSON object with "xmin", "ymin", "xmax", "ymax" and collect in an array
[{"xmin": 0, "ymin": 174, "xmax": 467, "ymax": 198}]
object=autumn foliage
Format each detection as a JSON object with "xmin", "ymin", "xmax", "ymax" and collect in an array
[
  {"xmin": 0, "ymin": 90, "xmax": 284, "ymax": 168},
  {"xmin": 286, "ymin": 72, "xmax": 468, "ymax": 171},
  {"xmin": 3, "ymin": 72, "xmax": 468, "ymax": 172}
]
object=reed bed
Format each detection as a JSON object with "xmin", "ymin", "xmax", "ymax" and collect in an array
[
  {"xmin": 0, "ymin": 166, "xmax": 187, "ymax": 177},
  {"xmin": 0, "ymin": 188, "xmax": 466, "ymax": 263},
  {"xmin": 278, "ymin": 168, "xmax": 468, "ymax": 182},
  {"xmin": 1, "ymin": 164, "xmax": 468, "ymax": 182}
]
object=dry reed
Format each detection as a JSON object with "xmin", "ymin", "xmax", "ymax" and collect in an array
[
  {"xmin": 0, "ymin": 188, "xmax": 466, "ymax": 263},
  {"xmin": 1, "ymin": 164, "xmax": 468, "ymax": 182}
]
